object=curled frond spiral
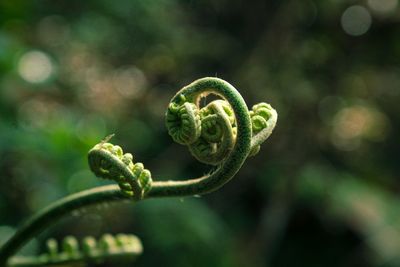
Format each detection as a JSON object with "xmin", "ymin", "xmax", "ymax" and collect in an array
[{"xmin": 164, "ymin": 80, "xmax": 277, "ymax": 166}]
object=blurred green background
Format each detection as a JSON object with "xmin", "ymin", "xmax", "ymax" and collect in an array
[{"xmin": 0, "ymin": 0, "xmax": 399, "ymax": 266}]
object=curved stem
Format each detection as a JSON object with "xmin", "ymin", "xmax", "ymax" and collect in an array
[
  {"xmin": 0, "ymin": 77, "xmax": 275, "ymax": 266},
  {"xmin": 0, "ymin": 185, "xmax": 125, "ymax": 267}
]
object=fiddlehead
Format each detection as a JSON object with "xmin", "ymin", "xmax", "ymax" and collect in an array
[
  {"xmin": 163, "ymin": 81, "xmax": 277, "ymax": 165},
  {"xmin": 165, "ymin": 95, "xmax": 202, "ymax": 145},
  {"xmin": 249, "ymin": 102, "xmax": 278, "ymax": 156},
  {"xmin": 0, "ymin": 77, "xmax": 277, "ymax": 267},
  {"xmin": 89, "ymin": 77, "xmax": 278, "ymax": 197},
  {"xmin": 88, "ymin": 137, "xmax": 152, "ymax": 199},
  {"xmin": 8, "ymin": 234, "xmax": 142, "ymax": 267}
]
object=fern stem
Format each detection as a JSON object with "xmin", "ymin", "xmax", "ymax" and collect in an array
[
  {"xmin": 0, "ymin": 185, "xmax": 124, "ymax": 267},
  {"xmin": 0, "ymin": 77, "xmax": 277, "ymax": 267}
]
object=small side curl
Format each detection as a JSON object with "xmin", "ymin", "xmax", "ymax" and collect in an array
[
  {"xmin": 250, "ymin": 103, "xmax": 273, "ymax": 133},
  {"xmin": 249, "ymin": 102, "xmax": 277, "ymax": 156},
  {"xmin": 88, "ymin": 141, "xmax": 152, "ymax": 199},
  {"xmin": 165, "ymin": 95, "xmax": 201, "ymax": 145}
]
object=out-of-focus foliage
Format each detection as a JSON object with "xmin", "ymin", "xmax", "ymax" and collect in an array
[{"xmin": 0, "ymin": 0, "xmax": 399, "ymax": 266}]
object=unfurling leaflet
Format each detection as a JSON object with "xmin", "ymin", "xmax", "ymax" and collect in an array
[
  {"xmin": 249, "ymin": 103, "xmax": 276, "ymax": 156},
  {"xmin": 7, "ymin": 234, "xmax": 142, "ymax": 267},
  {"xmin": 88, "ymin": 142, "xmax": 152, "ymax": 199}
]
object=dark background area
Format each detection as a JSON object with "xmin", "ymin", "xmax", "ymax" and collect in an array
[{"xmin": 0, "ymin": 0, "xmax": 399, "ymax": 266}]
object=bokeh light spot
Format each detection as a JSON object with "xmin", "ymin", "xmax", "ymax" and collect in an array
[
  {"xmin": 113, "ymin": 66, "xmax": 147, "ymax": 98},
  {"xmin": 331, "ymin": 104, "xmax": 390, "ymax": 151},
  {"xmin": 341, "ymin": 6, "xmax": 372, "ymax": 36},
  {"xmin": 368, "ymin": 0, "xmax": 398, "ymax": 14},
  {"xmin": 18, "ymin": 50, "xmax": 54, "ymax": 83}
]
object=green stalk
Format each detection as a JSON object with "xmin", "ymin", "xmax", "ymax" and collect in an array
[{"xmin": 0, "ymin": 77, "xmax": 277, "ymax": 267}]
